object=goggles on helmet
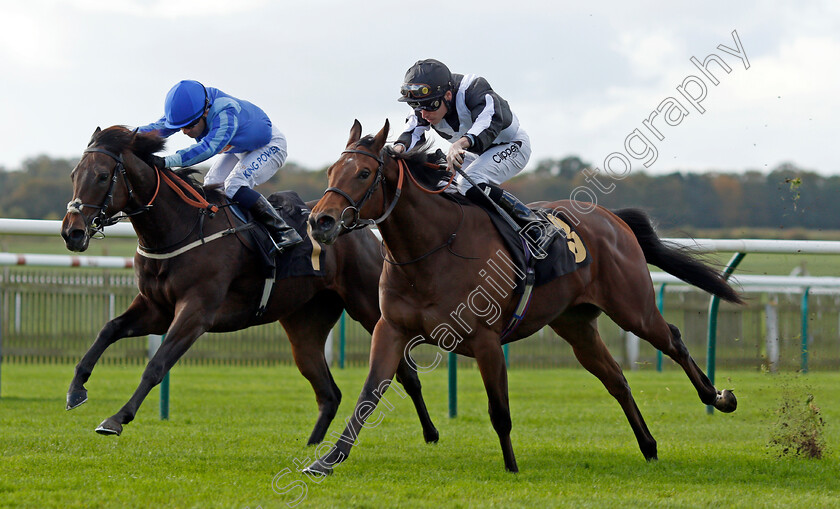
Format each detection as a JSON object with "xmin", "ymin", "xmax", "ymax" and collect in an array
[{"xmin": 400, "ymin": 83, "xmax": 440, "ymax": 100}]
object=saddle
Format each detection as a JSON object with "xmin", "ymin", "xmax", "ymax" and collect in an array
[{"xmin": 228, "ymin": 190, "xmax": 322, "ymax": 284}]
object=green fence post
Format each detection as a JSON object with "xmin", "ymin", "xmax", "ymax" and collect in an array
[
  {"xmin": 656, "ymin": 283, "xmax": 666, "ymax": 372},
  {"xmin": 160, "ymin": 369, "xmax": 170, "ymax": 421},
  {"xmin": 448, "ymin": 352, "xmax": 457, "ymax": 418},
  {"xmin": 706, "ymin": 252, "xmax": 746, "ymax": 415},
  {"xmin": 339, "ymin": 311, "xmax": 346, "ymax": 369},
  {"xmin": 801, "ymin": 287, "xmax": 810, "ymax": 373}
]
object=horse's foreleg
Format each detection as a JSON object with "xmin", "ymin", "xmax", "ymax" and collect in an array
[
  {"xmin": 67, "ymin": 296, "xmax": 168, "ymax": 410},
  {"xmin": 395, "ymin": 358, "xmax": 439, "ymax": 444},
  {"xmin": 473, "ymin": 333, "xmax": 518, "ymax": 473},
  {"xmin": 303, "ymin": 320, "xmax": 406, "ymax": 476},
  {"xmin": 552, "ymin": 317, "xmax": 658, "ymax": 461},
  {"xmin": 95, "ymin": 303, "xmax": 208, "ymax": 436}
]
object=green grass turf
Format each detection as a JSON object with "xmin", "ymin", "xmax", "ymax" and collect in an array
[{"xmin": 0, "ymin": 364, "xmax": 837, "ymax": 508}]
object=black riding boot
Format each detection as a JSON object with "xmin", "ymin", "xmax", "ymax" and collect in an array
[
  {"xmin": 251, "ymin": 195, "xmax": 303, "ymax": 250},
  {"xmin": 495, "ymin": 189, "xmax": 560, "ymax": 258},
  {"xmin": 496, "ymin": 190, "xmax": 545, "ymax": 228}
]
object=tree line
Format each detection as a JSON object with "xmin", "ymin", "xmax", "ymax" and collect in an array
[{"xmin": 0, "ymin": 154, "xmax": 830, "ymax": 234}]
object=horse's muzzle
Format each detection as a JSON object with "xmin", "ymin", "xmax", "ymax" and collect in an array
[
  {"xmin": 61, "ymin": 215, "xmax": 91, "ymax": 252},
  {"xmin": 308, "ymin": 212, "xmax": 340, "ymax": 245}
]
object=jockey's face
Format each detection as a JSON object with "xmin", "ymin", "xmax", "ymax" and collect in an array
[
  {"xmin": 419, "ymin": 90, "xmax": 452, "ymax": 125},
  {"xmin": 181, "ymin": 114, "xmax": 207, "ymax": 139}
]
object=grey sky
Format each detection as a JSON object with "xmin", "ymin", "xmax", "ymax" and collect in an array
[{"xmin": 1, "ymin": 0, "xmax": 838, "ymax": 175}]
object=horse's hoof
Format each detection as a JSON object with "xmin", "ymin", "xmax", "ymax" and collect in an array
[
  {"xmin": 714, "ymin": 389, "xmax": 737, "ymax": 413},
  {"xmin": 424, "ymin": 428, "xmax": 440, "ymax": 444},
  {"xmin": 95, "ymin": 419, "xmax": 123, "ymax": 436},
  {"xmin": 302, "ymin": 460, "xmax": 332, "ymax": 477},
  {"xmin": 66, "ymin": 390, "xmax": 88, "ymax": 410}
]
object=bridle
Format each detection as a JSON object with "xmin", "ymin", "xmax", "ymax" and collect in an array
[
  {"xmin": 321, "ymin": 148, "xmax": 403, "ymax": 232},
  {"xmin": 66, "ymin": 147, "xmax": 159, "ymax": 238}
]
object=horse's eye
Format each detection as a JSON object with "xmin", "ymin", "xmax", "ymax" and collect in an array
[
  {"xmin": 358, "ymin": 169, "xmax": 371, "ymax": 179},
  {"xmin": 97, "ymin": 174, "xmax": 109, "ymax": 184}
]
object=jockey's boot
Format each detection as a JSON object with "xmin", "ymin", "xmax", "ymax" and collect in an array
[
  {"xmin": 251, "ymin": 195, "xmax": 303, "ymax": 250},
  {"xmin": 495, "ymin": 189, "xmax": 560, "ymax": 259},
  {"xmin": 496, "ymin": 189, "xmax": 545, "ymax": 228}
]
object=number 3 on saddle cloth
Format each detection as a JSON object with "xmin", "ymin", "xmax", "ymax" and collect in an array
[{"xmin": 229, "ymin": 191, "xmax": 324, "ymax": 313}]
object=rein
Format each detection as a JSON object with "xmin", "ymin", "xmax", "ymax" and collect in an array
[
  {"xmin": 380, "ymin": 198, "xmax": 477, "ymax": 265},
  {"xmin": 158, "ymin": 167, "xmax": 219, "ymax": 215}
]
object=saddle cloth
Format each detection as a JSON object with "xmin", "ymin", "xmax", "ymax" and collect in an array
[
  {"xmin": 231, "ymin": 191, "xmax": 323, "ymax": 280},
  {"xmin": 446, "ymin": 193, "xmax": 592, "ymax": 294}
]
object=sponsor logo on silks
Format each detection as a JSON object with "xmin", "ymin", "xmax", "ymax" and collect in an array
[
  {"xmin": 244, "ymin": 146, "xmax": 283, "ymax": 179},
  {"xmin": 492, "ymin": 141, "xmax": 524, "ymax": 163},
  {"xmin": 221, "ymin": 145, "xmax": 233, "ymax": 153}
]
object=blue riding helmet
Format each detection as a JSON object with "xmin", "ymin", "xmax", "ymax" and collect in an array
[{"xmin": 163, "ymin": 80, "xmax": 209, "ymax": 128}]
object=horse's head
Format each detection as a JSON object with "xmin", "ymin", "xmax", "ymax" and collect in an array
[
  {"xmin": 309, "ymin": 119, "xmax": 391, "ymax": 244},
  {"xmin": 61, "ymin": 126, "xmax": 163, "ymax": 252}
]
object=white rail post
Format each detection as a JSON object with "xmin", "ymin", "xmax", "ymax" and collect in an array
[
  {"xmin": 625, "ymin": 331, "xmax": 639, "ymax": 370},
  {"xmin": 764, "ymin": 299, "xmax": 779, "ymax": 373}
]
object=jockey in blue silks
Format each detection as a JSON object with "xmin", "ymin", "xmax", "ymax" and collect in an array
[{"xmin": 139, "ymin": 79, "xmax": 301, "ymax": 249}]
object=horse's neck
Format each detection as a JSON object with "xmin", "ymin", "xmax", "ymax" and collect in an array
[
  {"xmin": 377, "ymin": 181, "xmax": 464, "ymax": 267},
  {"xmin": 126, "ymin": 168, "xmax": 213, "ymax": 250}
]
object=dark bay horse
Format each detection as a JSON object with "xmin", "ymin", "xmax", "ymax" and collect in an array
[
  {"xmin": 304, "ymin": 120, "xmax": 742, "ymax": 474},
  {"xmin": 60, "ymin": 125, "xmax": 439, "ymax": 445}
]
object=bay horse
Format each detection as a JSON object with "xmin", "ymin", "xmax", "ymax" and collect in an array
[
  {"xmin": 304, "ymin": 120, "xmax": 742, "ymax": 474},
  {"xmin": 59, "ymin": 125, "xmax": 439, "ymax": 445}
]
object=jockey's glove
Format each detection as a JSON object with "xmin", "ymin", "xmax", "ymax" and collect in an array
[{"xmin": 151, "ymin": 155, "xmax": 167, "ymax": 170}]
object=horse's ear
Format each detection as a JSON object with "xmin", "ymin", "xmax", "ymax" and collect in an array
[
  {"xmin": 371, "ymin": 119, "xmax": 390, "ymax": 152},
  {"xmin": 346, "ymin": 119, "xmax": 362, "ymax": 148},
  {"xmin": 88, "ymin": 126, "xmax": 101, "ymax": 147}
]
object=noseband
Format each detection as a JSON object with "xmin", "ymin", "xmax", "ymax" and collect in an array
[
  {"xmin": 67, "ymin": 147, "xmax": 154, "ymax": 237},
  {"xmin": 322, "ymin": 149, "xmax": 403, "ymax": 231}
]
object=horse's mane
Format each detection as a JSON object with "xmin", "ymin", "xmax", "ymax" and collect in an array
[
  {"xmin": 355, "ymin": 135, "xmax": 452, "ymax": 191},
  {"xmin": 91, "ymin": 126, "xmax": 222, "ymax": 201}
]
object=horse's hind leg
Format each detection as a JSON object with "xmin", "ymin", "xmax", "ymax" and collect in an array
[
  {"xmin": 67, "ymin": 295, "xmax": 168, "ymax": 410},
  {"xmin": 604, "ymin": 289, "xmax": 736, "ymax": 413},
  {"xmin": 282, "ymin": 293, "xmax": 346, "ymax": 445},
  {"xmin": 551, "ymin": 315, "xmax": 658, "ymax": 460}
]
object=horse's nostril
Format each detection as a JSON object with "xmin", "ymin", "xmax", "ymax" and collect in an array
[{"xmin": 317, "ymin": 215, "xmax": 335, "ymax": 228}]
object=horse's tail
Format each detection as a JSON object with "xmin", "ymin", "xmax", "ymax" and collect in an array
[{"xmin": 613, "ymin": 208, "xmax": 743, "ymax": 304}]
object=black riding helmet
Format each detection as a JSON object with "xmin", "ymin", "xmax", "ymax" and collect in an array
[{"xmin": 398, "ymin": 59, "xmax": 453, "ymax": 105}]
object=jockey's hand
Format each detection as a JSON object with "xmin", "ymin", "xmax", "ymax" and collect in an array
[
  {"xmin": 446, "ymin": 137, "xmax": 471, "ymax": 172},
  {"xmin": 392, "ymin": 144, "xmax": 405, "ymax": 154},
  {"xmin": 151, "ymin": 155, "xmax": 167, "ymax": 170}
]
